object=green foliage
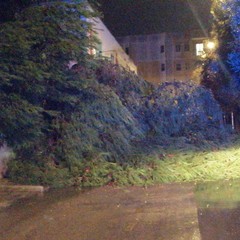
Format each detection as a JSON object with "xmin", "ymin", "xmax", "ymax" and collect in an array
[
  {"xmin": 97, "ymin": 62, "xmax": 226, "ymax": 144},
  {"xmin": 0, "ymin": 2, "xmax": 229, "ymax": 187},
  {"xmin": 8, "ymin": 138, "xmax": 240, "ymax": 188},
  {"xmin": 201, "ymin": 0, "xmax": 239, "ymax": 113},
  {"xmin": 211, "ymin": 0, "xmax": 233, "ymax": 62},
  {"xmin": 0, "ymin": 1, "xmax": 100, "ymax": 174},
  {"xmin": 7, "ymin": 159, "xmax": 73, "ymax": 187}
]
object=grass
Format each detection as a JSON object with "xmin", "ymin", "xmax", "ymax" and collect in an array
[
  {"xmin": 74, "ymin": 141, "xmax": 240, "ymax": 187},
  {"xmin": 8, "ymin": 137, "xmax": 240, "ymax": 188},
  {"xmin": 78, "ymin": 138, "xmax": 240, "ymax": 187},
  {"xmin": 153, "ymin": 148, "xmax": 240, "ymax": 183}
]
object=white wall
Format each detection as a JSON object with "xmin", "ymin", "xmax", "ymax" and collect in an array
[{"xmin": 93, "ymin": 18, "xmax": 138, "ymax": 73}]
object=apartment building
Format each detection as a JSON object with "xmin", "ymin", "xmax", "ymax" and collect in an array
[
  {"xmin": 117, "ymin": 30, "xmax": 210, "ymax": 84},
  {"xmin": 68, "ymin": 1, "xmax": 138, "ymax": 74},
  {"xmin": 93, "ymin": 17, "xmax": 137, "ymax": 73}
]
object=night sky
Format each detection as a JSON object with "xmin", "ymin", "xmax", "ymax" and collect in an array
[{"xmin": 97, "ymin": 0, "xmax": 213, "ymax": 37}]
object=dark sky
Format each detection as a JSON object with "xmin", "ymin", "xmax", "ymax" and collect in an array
[{"xmin": 97, "ymin": 0, "xmax": 213, "ymax": 37}]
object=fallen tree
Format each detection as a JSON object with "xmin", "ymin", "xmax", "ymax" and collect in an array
[{"xmin": 0, "ymin": 2, "xmax": 228, "ymax": 186}]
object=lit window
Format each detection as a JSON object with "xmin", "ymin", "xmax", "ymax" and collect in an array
[
  {"xmin": 161, "ymin": 64, "xmax": 165, "ymax": 71},
  {"xmin": 176, "ymin": 44, "xmax": 181, "ymax": 52},
  {"xmin": 88, "ymin": 48, "xmax": 96, "ymax": 55},
  {"xmin": 196, "ymin": 43, "xmax": 204, "ymax": 56},
  {"xmin": 176, "ymin": 64, "xmax": 181, "ymax": 71},
  {"xmin": 160, "ymin": 45, "xmax": 165, "ymax": 53}
]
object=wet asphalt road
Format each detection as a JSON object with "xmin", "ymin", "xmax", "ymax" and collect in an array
[
  {"xmin": 0, "ymin": 183, "xmax": 200, "ymax": 240},
  {"xmin": 2, "ymin": 181, "xmax": 240, "ymax": 240}
]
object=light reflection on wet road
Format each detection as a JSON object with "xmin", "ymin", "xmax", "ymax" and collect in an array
[{"xmin": 196, "ymin": 180, "xmax": 240, "ymax": 240}]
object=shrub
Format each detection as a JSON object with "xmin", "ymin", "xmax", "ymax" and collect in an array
[{"xmin": 0, "ymin": 3, "xmax": 229, "ymax": 186}]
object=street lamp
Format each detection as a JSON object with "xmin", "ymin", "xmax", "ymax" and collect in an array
[{"xmin": 206, "ymin": 41, "xmax": 216, "ymax": 50}]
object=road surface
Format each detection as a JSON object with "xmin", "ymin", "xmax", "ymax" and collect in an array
[{"xmin": 0, "ymin": 183, "xmax": 200, "ymax": 240}]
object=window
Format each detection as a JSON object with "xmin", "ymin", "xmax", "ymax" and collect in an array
[
  {"xmin": 176, "ymin": 63, "xmax": 181, "ymax": 71},
  {"xmin": 88, "ymin": 47, "xmax": 96, "ymax": 55},
  {"xmin": 98, "ymin": 50, "xmax": 102, "ymax": 57},
  {"xmin": 176, "ymin": 44, "xmax": 181, "ymax": 52},
  {"xmin": 196, "ymin": 43, "xmax": 204, "ymax": 56},
  {"xmin": 184, "ymin": 44, "xmax": 190, "ymax": 51},
  {"xmin": 185, "ymin": 63, "xmax": 189, "ymax": 70},
  {"xmin": 125, "ymin": 47, "xmax": 129, "ymax": 55},
  {"xmin": 161, "ymin": 64, "xmax": 165, "ymax": 71},
  {"xmin": 110, "ymin": 54, "xmax": 115, "ymax": 63},
  {"xmin": 160, "ymin": 45, "xmax": 165, "ymax": 53}
]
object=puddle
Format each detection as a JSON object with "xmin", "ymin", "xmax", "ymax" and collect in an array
[{"xmin": 195, "ymin": 179, "xmax": 240, "ymax": 240}]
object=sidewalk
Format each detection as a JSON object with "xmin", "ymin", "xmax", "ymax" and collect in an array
[{"xmin": 0, "ymin": 179, "xmax": 45, "ymax": 208}]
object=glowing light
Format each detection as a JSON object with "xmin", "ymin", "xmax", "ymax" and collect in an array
[{"xmin": 207, "ymin": 41, "xmax": 215, "ymax": 50}]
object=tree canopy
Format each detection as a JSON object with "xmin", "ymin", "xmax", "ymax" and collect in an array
[
  {"xmin": 0, "ymin": 1, "xmax": 98, "ymax": 163},
  {"xmin": 0, "ymin": 0, "xmax": 227, "ymax": 186},
  {"xmin": 201, "ymin": 0, "xmax": 240, "ymax": 113}
]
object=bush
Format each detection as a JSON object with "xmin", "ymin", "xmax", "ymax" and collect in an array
[
  {"xmin": 96, "ymin": 62, "xmax": 227, "ymax": 145},
  {"xmin": 0, "ymin": 3, "xmax": 229, "ymax": 186}
]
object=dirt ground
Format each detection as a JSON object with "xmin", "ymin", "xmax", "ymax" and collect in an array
[{"xmin": 0, "ymin": 183, "xmax": 201, "ymax": 240}]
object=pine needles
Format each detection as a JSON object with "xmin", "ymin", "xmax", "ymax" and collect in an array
[{"xmin": 74, "ymin": 143, "xmax": 240, "ymax": 187}]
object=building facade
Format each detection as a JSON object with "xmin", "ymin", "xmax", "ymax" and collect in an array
[
  {"xmin": 69, "ymin": 2, "xmax": 138, "ymax": 74},
  {"xmin": 93, "ymin": 18, "xmax": 137, "ymax": 73},
  {"xmin": 117, "ymin": 30, "xmax": 210, "ymax": 84}
]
